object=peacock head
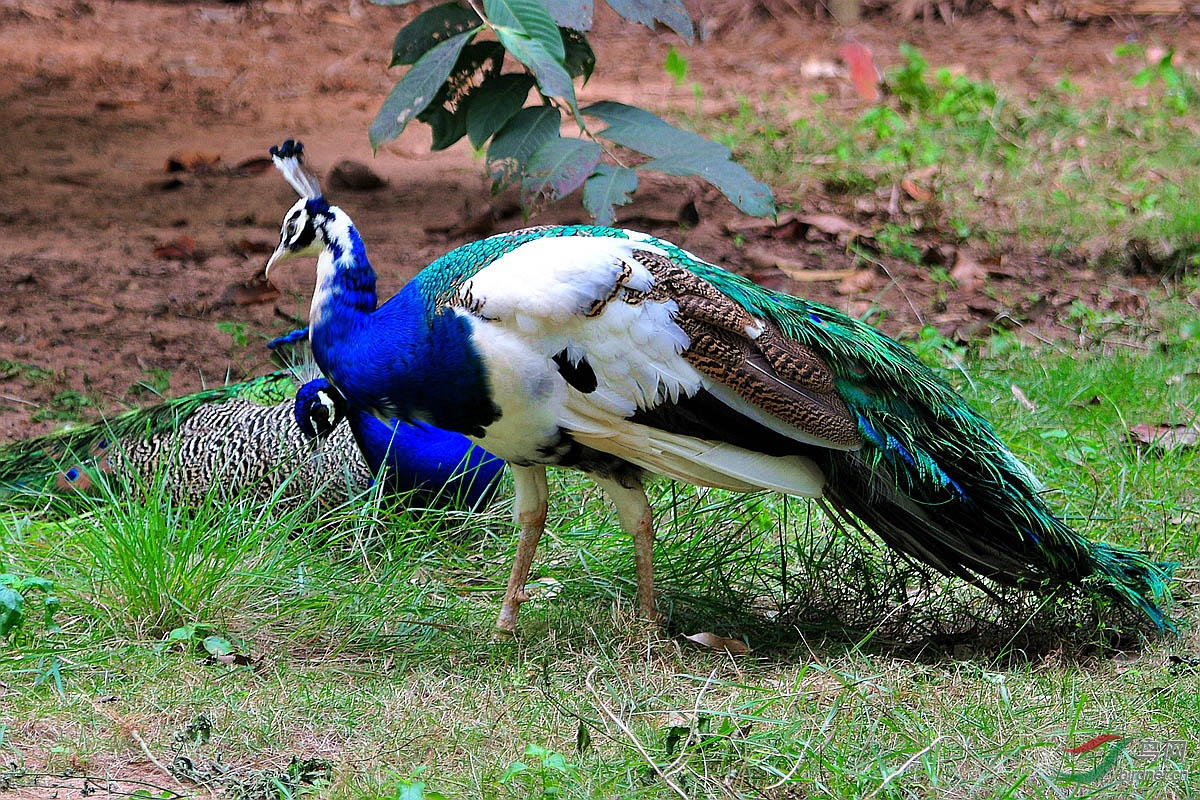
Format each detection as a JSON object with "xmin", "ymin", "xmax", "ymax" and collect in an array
[
  {"xmin": 293, "ymin": 377, "xmax": 348, "ymax": 440},
  {"xmin": 266, "ymin": 139, "xmax": 333, "ymax": 278}
]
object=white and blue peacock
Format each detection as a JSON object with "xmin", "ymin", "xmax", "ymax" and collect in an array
[
  {"xmin": 1, "ymin": 366, "xmax": 503, "ymax": 510},
  {"xmin": 265, "ymin": 140, "xmax": 1175, "ymax": 633}
]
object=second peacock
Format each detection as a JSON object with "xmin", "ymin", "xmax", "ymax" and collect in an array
[{"xmin": 264, "ymin": 139, "xmax": 1175, "ymax": 634}]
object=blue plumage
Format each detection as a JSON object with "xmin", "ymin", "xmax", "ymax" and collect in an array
[
  {"xmin": 264, "ymin": 140, "xmax": 1175, "ymax": 634},
  {"xmin": 292, "ymin": 377, "xmax": 502, "ymax": 509}
]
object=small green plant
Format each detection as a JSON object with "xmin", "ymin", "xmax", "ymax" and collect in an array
[
  {"xmin": 30, "ymin": 390, "xmax": 95, "ymax": 424},
  {"xmin": 0, "ymin": 573, "xmax": 60, "ymax": 640},
  {"xmin": 499, "ymin": 744, "xmax": 577, "ymax": 797},
  {"xmin": 0, "ymin": 360, "xmax": 54, "ymax": 383},
  {"xmin": 1115, "ymin": 42, "xmax": 1197, "ymax": 114},
  {"xmin": 215, "ymin": 320, "xmax": 250, "ymax": 348},
  {"xmin": 390, "ymin": 768, "xmax": 449, "ymax": 800}
]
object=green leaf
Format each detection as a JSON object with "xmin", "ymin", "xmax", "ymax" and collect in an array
[
  {"xmin": 499, "ymin": 761, "xmax": 529, "ymax": 783},
  {"xmin": 371, "ymin": 30, "xmax": 477, "ymax": 149},
  {"xmin": 603, "ymin": 0, "xmax": 693, "ymax": 43},
  {"xmin": 466, "ymin": 73, "xmax": 537, "ymax": 149},
  {"xmin": 521, "ymin": 137, "xmax": 602, "ymax": 206},
  {"xmin": 202, "ymin": 635, "xmax": 234, "ymax": 657},
  {"xmin": 544, "ymin": 0, "xmax": 593, "ymax": 29},
  {"xmin": 390, "ymin": 2, "xmax": 483, "ymax": 67},
  {"xmin": 584, "ymin": 100, "xmax": 726, "ymax": 160},
  {"xmin": 420, "ymin": 40, "xmax": 507, "ymax": 150},
  {"xmin": 484, "ymin": 0, "xmax": 565, "ymax": 61},
  {"xmin": 664, "ymin": 46, "xmax": 687, "ymax": 84},
  {"xmin": 583, "ymin": 164, "xmax": 637, "ymax": 225},
  {"xmin": 585, "ymin": 101, "xmax": 774, "ymax": 216},
  {"xmin": 420, "ymin": 104, "xmax": 470, "ymax": 151},
  {"xmin": 644, "ymin": 154, "xmax": 774, "ymax": 217},
  {"xmin": 561, "ymin": 28, "xmax": 595, "ymax": 82},
  {"xmin": 0, "ymin": 586, "xmax": 23, "ymax": 639},
  {"xmin": 487, "ymin": 105, "xmax": 562, "ymax": 188},
  {"xmin": 494, "ymin": 28, "xmax": 579, "ymax": 116}
]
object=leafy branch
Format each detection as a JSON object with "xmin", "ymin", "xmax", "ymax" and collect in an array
[{"xmin": 367, "ymin": 0, "xmax": 775, "ymax": 223}]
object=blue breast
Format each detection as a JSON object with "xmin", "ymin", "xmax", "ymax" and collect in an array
[
  {"xmin": 349, "ymin": 409, "xmax": 504, "ymax": 508},
  {"xmin": 310, "ymin": 281, "xmax": 498, "ymax": 438}
]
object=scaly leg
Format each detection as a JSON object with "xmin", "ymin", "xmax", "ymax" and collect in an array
[
  {"xmin": 496, "ymin": 465, "xmax": 549, "ymax": 634},
  {"xmin": 593, "ymin": 475, "xmax": 659, "ymax": 623}
]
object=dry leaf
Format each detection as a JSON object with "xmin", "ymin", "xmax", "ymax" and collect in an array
[
  {"xmin": 745, "ymin": 247, "xmax": 858, "ymax": 282},
  {"xmin": 165, "ymin": 151, "xmax": 222, "ymax": 173},
  {"xmin": 1127, "ymin": 423, "xmax": 1199, "ymax": 451},
  {"xmin": 901, "ymin": 178, "xmax": 932, "ymax": 202},
  {"xmin": 949, "ymin": 250, "xmax": 986, "ymax": 287},
  {"xmin": 837, "ymin": 41, "xmax": 880, "ymax": 102},
  {"xmin": 153, "ymin": 236, "xmax": 197, "ymax": 260},
  {"xmin": 220, "ymin": 275, "xmax": 280, "ymax": 306},
  {"xmin": 795, "ymin": 213, "xmax": 867, "ymax": 241},
  {"xmin": 329, "ymin": 159, "xmax": 387, "ymax": 191},
  {"xmin": 1010, "ymin": 384, "xmax": 1037, "ymax": 413},
  {"xmin": 683, "ymin": 631, "xmax": 751, "ymax": 655}
]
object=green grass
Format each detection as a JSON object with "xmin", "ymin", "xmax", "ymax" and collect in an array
[
  {"xmin": 702, "ymin": 43, "xmax": 1200, "ymax": 267},
  {"xmin": 2, "ymin": 297, "xmax": 1198, "ymax": 797}
]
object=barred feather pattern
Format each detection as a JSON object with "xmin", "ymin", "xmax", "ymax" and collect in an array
[{"xmin": 0, "ymin": 371, "xmax": 371, "ymax": 506}]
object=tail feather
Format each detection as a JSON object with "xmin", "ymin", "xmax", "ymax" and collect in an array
[{"xmin": 819, "ymin": 446, "xmax": 1176, "ymax": 631}]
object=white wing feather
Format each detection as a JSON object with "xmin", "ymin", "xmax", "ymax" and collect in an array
[{"xmin": 460, "ymin": 231, "xmax": 830, "ymax": 495}]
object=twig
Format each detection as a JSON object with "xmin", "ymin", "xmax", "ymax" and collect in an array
[
  {"xmin": 0, "ymin": 393, "xmax": 35, "ymax": 406},
  {"xmin": 865, "ymin": 736, "xmax": 946, "ymax": 799},
  {"xmin": 661, "ymin": 668, "xmax": 718, "ymax": 778},
  {"xmin": 584, "ymin": 667, "xmax": 689, "ymax": 800},
  {"xmin": 130, "ymin": 729, "xmax": 193, "ymax": 797}
]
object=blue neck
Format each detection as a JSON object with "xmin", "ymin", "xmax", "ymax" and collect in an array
[{"xmin": 309, "ymin": 223, "xmax": 498, "ymax": 437}]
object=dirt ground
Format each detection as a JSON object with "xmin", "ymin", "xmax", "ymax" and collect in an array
[{"xmin": 2, "ymin": 0, "xmax": 1198, "ymax": 442}]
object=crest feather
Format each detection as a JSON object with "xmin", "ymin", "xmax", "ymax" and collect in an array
[{"xmin": 269, "ymin": 139, "xmax": 322, "ymax": 200}]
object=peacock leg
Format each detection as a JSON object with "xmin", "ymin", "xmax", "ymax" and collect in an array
[
  {"xmin": 496, "ymin": 465, "xmax": 550, "ymax": 634},
  {"xmin": 593, "ymin": 476, "xmax": 660, "ymax": 623}
]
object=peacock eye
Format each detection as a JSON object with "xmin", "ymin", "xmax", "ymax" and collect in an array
[{"xmin": 285, "ymin": 221, "xmax": 297, "ymax": 240}]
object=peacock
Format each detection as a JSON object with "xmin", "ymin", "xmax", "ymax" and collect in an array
[
  {"xmin": 1, "ymin": 365, "xmax": 503, "ymax": 510},
  {"xmin": 264, "ymin": 139, "xmax": 1175, "ymax": 634}
]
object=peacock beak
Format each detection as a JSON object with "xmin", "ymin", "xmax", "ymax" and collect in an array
[{"xmin": 264, "ymin": 245, "xmax": 292, "ymax": 280}]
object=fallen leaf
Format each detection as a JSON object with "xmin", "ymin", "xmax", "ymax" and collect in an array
[
  {"xmin": 231, "ymin": 238, "xmax": 275, "ymax": 256},
  {"xmin": 800, "ymin": 58, "xmax": 842, "ymax": 79},
  {"xmin": 1010, "ymin": 384, "xmax": 1037, "ymax": 413},
  {"xmin": 523, "ymin": 576, "xmax": 562, "ymax": 601},
  {"xmin": 949, "ymin": 250, "xmax": 986, "ymax": 287},
  {"xmin": 837, "ymin": 41, "xmax": 880, "ymax": 102},
  {"xmin": 901, "ymin": 177, "xmax": 932, "ymax": 202},
  {"xmin": 153, "ymin": 236, "xmax": 197, "ymax": 260},
  {"xmin": 745, "ymin": 247, "xmax": 858, "ymax": 281},
  {"xmin": 220, "ymin": 275, "xmax": 280, "ymax": 307},
  {"xmin": 329, "ymin": 159, "xmax": 387, "ymax": 191},
  {"xmin": 165, "ymin": 151, "xmax": 222, "ymax": 173},
  {"xmin": 683, "ymin": 631, "xmax": 751, "ymax": 655},
  {"xmin": 795, "ymin": 213, "xmax": 868, "ymax": 241},
  {"xmin": 1127, "ymin": 423, "xmax": 1199, "ymax": 451},
  {"xmin": 232, "ymin": 156, "xmax": 275, "ymax": 175}
]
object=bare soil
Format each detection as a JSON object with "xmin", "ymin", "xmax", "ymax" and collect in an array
[{"xmin": 2, "ymin": 0, "xmax": 1197, "ymax": 441}]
